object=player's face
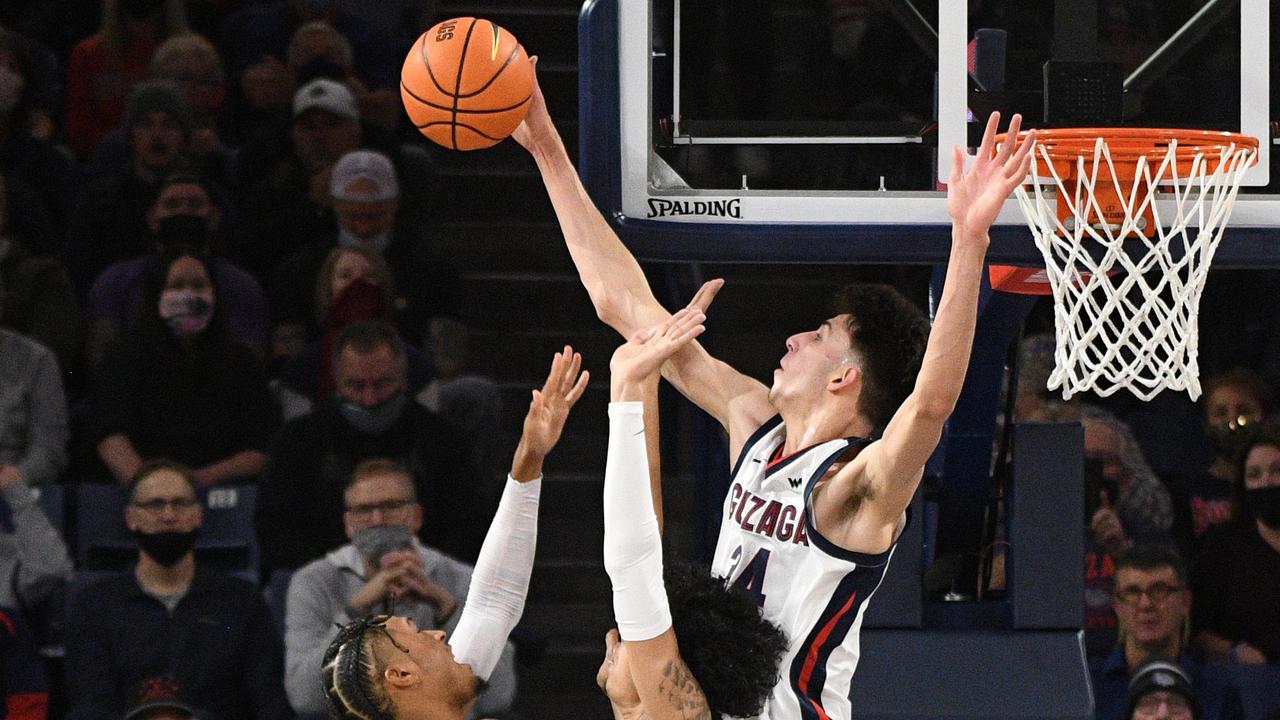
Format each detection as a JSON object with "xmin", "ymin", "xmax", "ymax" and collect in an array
[
  {"xmin": 1112, "ymin": 566, "xmax": 1187, "ymax": 647},
  {"xmin": 771, "ymin": 315, "xmax": 856, "ymax": 404},
  {"xmin": 150, "ymin": 182, "xmax": 217, "ymax": 232},
  {"xmin": 382, "ymin": 616, "xmax": 478, "ymax": 703},
  {"xmin": 596, "ymin": 629, "xmax": 642, "ymax": 713}
]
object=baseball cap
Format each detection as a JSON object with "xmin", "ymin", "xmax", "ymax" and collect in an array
[
  {"xmin": 293, "ymin": 78, "xmax": 359, "ymax": 122},
  {"xmin": 125, "ymin": 676, "xmax": 196, "ymax": 720},
  {"xmin": 1127, "ymin": 659, "xmax": 1199, "ymax": 719},
  {"xmin": 125, "ymin": 81, "xmax": 193, "ymax": 137},
  {"xmin": 330, "ymin": 150, "xmax": 399, "ymax": 202}
]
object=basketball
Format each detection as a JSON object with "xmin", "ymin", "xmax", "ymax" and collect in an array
[{"xmin": 400, "ymin": 17, "xmax": 534, "ymax": 151}]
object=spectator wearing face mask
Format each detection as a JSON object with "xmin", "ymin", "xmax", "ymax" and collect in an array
[
  {"xmin": 86, "ymin": 170, "xmax": 266, "ymax": 367},
  {"xmin": 90, "ymin": 247, "xmax": 277, "ymax": 487},
  {"xmin": 257, "ymin": 320, "xmax": 484, "ymax": 575},
  {"xmin": 66, "ymin": 81, "xmax": 195, "ymax": 297},
  {"xmin": 1175, "ymin": 369, "xmax": 1275, "ymax": 547},
  {"xmin": 282, "ymin": 458, "xmax": 515, "ymax": 718},
  {"xmin": 65, "ymin": 461, "xmax": 290, "ymax": 720},
  {"xmin": 1191, "ymin": 426, "xmax": 1280, "ymax": 666}
]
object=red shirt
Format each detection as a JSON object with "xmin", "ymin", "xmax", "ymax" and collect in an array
[{"xmin": 63, "ymin": 33, "xmax": 160, "ymax": 159}]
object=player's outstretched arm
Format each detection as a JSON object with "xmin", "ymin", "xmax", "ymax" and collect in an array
[
  {"xmin": 601, "ymin": 309, "xmax": 713, "ymax": 720},
  {"xmin": 858, "ymin": 113, "xmax": 1035, "ymax": 528},
  {"xmin": 512, "ymin": 59, "xmax": 667, "ymax": 339},
  {"xmin": 513, "ymin": 64, "xmax": 771, "ymax": 431},
  {"xmin": 451, "ymin": 347, "xmax": 588, "ymax": 680}
]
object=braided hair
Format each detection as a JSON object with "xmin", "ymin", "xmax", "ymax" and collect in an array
[{"xmin": 322, "ymin": 615, "xmax": 404, "ymax": 720}]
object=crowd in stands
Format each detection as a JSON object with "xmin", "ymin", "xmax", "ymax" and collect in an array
[
  {"xmin": 0, "ymin": 2, "xmax": 1277, "ymax": 720},
  {"xmin": 0, "ymin": 2, "xmax": 509, "ymax": 718}
]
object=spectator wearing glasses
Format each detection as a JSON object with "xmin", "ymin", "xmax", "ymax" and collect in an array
[
  {"xmin": 257, "ymin": 320, "xmax": 485, "ymax": 575},
  {"xmin": 64, "ymin": 461, "xmax": 290, "ymax": 720},
  {"xmin": 1090, "ymin": 544, "xmax": 1242, "ymax": 720},
  {"xmin": 282, "ymin": 458, "xmax": 515, "ymax": 718}
]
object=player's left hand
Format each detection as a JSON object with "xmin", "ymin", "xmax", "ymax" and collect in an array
[
  {"xmin": 946, "ymin": 111, "xmax": 1036, "ymax": 239},
  {"xmin": 519, "ymin": 346, "xmax": 590, "ymax": 458},
  {"xmin": 609, "ymin": 306, "xmax": 706, "ymax": 390}
]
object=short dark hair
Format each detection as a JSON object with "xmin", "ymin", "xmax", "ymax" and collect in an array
[
  {"xmin": 1115, "ymin": 543, "xmax": 1187, "ymax": 587},
  {"xmin": 832, "ymin": 284, "xmax": 930, "ymax": 429},
  {"xmin": 127, "ymin": 459, "xmax": 197, "ymax": 502},
  {"xmin": 667, "ymin": 563, "xmax": 787, "ymax": 718},
  {"xmin": 332, "ymin": 321, "xmax": 406, "ymax": 368}
]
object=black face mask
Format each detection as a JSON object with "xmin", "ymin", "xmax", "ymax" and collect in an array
[
  {"xmin": 1083, "ymin": 458, "xmax": 1119, "ymax": 521},
  {"xmin": 1207, "ymin": 419, "xmax": 1259, "ymax": 459},
  {"xmin": 120, "ymin": 0, "xmax": 164, "ymax": 20},
  {"xmin": 154, "ymin": 214, "xmax": 212, "ymax": 254},
  {"xmin": 1246, "ymin": 486, "xmax": 1280, "ymax": 529},
  {"xmin": 134, "ymin": 529, "xmax": 199, "ymax": 567}
]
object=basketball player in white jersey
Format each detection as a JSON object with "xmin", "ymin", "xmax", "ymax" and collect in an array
[
  {"xmin": 320, "ymin": 348, "xmax": 587, "ymax": 720},
  {"xmin": 514, "ymin": 57, "xmax": 1036, "ymax": 719}
]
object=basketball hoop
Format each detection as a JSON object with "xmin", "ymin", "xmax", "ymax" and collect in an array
[{"xmin": 992, "ymin": 128, "xmax": 1259, "ymax": 401}]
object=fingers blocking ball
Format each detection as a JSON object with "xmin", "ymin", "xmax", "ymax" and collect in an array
[{"xmin": 401, "ymin": 17, "xmax": 534, "ymax": 150}]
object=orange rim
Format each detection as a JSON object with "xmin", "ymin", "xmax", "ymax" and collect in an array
[{"xmin": 995, "ymin": 127, "xmax": 1259, "ymax": 168}]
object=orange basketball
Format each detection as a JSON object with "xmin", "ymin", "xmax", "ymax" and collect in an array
[{"xmin": 401, "ymin": 17, "xmax": 534, "ymax": 151}]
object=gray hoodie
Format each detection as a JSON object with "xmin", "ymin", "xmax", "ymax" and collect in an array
[
  {"xmin": 283, "ymin": 539, "xmax": 517, "ymax": 718},
  {"xmin": 0, "ymin": 478, "xmax": 73, "ymax": 610}
]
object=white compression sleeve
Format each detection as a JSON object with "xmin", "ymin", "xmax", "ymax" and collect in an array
[
  {"xmin": 603, "ymin": 401, "xmax": 672, "ymax": 642},
  {"xmin": 450, "ymin": 475, "xmax": 541, "ymax": 680}
]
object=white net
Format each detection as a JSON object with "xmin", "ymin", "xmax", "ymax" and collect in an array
[{"xmin": 1010, "ymin": 135, "xmax": 1257, "ymax": 401}]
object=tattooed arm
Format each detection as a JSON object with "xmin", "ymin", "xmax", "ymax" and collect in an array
[{"xmin": 602, "ymin": 309, "xmax": 713, "ymax": 720}]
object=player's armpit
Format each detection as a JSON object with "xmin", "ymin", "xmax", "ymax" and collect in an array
[{"xmin": 627, "ymin": 630, "xmax": 713, "ymax": 720}]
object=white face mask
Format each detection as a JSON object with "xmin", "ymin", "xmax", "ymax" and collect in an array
[{"xmin": 0, "ymin": 66, "xmax": 24, "ymax": 119}]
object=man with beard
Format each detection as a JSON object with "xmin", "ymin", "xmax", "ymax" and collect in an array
[
  {"xmin": 64, "ymin": 461, "xmax": 291, "ymax": 720},
  {"xmin": 282, "ymin": 458, "xmax": 517, "ymax": 718},
  {"xmin": 66, "ymin": 81, "xmax": 193, "ymax": 296},
  {"xmin": 257, "ymin": 320, "xmax": 486, "ymax": 573},
  {"xmin": 86, "ymin": 169, "xmax": 268, "ymax": 365}
]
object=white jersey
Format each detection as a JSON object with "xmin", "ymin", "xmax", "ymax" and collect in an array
[{"xmin": 709, "ymin": 415, "xmax": 900, "ymax": 720}]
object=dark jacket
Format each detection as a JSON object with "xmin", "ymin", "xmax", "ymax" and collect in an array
[
  {"xmin": 64, "ymin": 568, "xmax": 291, "ymax": 720},
  {"xmin": 257, "ymin": 398, "xmax": 486, "ymax": 574}
]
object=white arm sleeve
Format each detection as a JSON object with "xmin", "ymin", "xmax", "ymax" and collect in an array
[
  {"xmin": 450, "ymin": 475, "xmax": 541, "ymax": 680},
  {"xmin": 603, "ymin": 401, "xmax": 672, "ymax": 642}
]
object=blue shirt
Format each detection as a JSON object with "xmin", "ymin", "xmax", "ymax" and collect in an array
[{"xmin": 1089, "ymin": 647, "xmax": 1244, "ymax": 720}]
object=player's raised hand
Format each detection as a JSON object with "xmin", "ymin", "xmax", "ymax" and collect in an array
[
  {"xmin": 947, "ymin": 111, "xmax": 1036, "ymax": 239},
  {"xmin": 610, "ymin": 306, "xmax": 706, "ymax": 395},
  {"xmin": 519, "ymin": 345, "xmax": 590, "ymax": 459},
  {"xmin": 512, "ymin": 56, "xmax": 556, "ymax": 155},
  {"xmin": 683, "ymin": 278, "xmax": 724, "ymax": 317}
]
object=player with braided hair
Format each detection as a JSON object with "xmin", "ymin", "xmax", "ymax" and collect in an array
[{"xmin": 322, "ymin": 347, "xmax": 588, "ymax": 720}]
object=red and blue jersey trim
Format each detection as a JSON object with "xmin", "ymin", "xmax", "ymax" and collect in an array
[{"xmin": 787, "ymin": 569, "xmax": 881, "ymax": 720}]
